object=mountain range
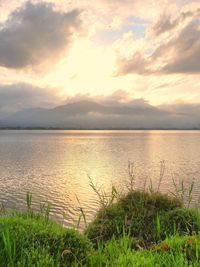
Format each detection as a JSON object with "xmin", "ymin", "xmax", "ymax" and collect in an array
[{"xmin": 0, "ymin": 100, "xmax": 199, "ymax": 129}]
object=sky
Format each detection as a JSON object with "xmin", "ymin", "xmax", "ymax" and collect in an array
[{"xmin": 0, "ymin": 0, "xmax": 200, "ymax": 115}]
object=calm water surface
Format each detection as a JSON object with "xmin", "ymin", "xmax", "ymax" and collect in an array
[{"xmin": 0, "ymin": 130, "xmax": 200, "ymax": 228}]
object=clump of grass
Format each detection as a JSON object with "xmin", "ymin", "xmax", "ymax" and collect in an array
[
  {"xmin": 85, "ymin": 190, "xmax": 189, "ymax": 248},
  {"xmin": 0, "ymin": 215, "xmax": 93, "ymax": 267},
  {"xmin": 85, "ymin": 160, "xmax": 200, "ymax": 250},
  {"xmin": 0, "ymin": 193, "xmax": 93, "ymax": 267}
]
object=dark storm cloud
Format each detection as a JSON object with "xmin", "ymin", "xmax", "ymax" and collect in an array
[{"xmin": 0, "ymin": 1, "xmax": 82, "ymax": 69}]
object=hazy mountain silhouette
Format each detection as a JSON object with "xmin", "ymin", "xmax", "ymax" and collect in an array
[
  {"xmin": 53, "ymin": 100, "xmax": 168, "ymax": 116},
  {"xmin": 0, "ymin": 100, "xmax": 199, "ymax": 129}
]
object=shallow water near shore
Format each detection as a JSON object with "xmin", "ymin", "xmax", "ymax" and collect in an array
[{"xmin": 0, "ymin": 130, "xmax": 200, "ymax": 228}]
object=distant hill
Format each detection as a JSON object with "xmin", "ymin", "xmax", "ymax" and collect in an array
[{"xmin": 0, "ymin": 100, "xmax": 199, "ymax": 129}]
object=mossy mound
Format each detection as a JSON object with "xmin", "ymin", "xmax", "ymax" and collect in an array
[
  {"xmin": 85, "ymin": 190, "xmax": 200, "ymax": 247},
  {"xmin": 0, "ymin": 215, "xmax": 92, "ymax": 267}
]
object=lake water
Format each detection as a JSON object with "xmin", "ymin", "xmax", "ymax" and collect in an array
[{"xmin": 0, "ymin": 130, "xmax": 200, "ymax": 228}]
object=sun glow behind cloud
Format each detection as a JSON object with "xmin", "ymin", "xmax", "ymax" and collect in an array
[
  {"xmin": 0, "ymin": 0, "xmax": 200, "ymax": 111},
  {"xmin": 43, "ymin": 39, "xmax": 116, "ymax": 95}
]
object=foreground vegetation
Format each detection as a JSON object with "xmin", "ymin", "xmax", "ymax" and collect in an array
[{"xmin": 1, "ymin": 188, "xmax": 200, "ymax": 266}]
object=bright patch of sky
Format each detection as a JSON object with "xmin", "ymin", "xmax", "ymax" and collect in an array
[{"xmin": 94, "ymin": 16, "xmax": 148, "ymax": 44}]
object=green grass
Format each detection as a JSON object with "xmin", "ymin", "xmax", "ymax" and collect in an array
[
  {"xmin": 87, "ymin": 234, "xmax": 200, "ymax": 267},
  {"xmin": 3, "ymin": 215, "xmax": 200, "ymax": 267},
  {"xmin": 0, "ymin": 214, "xmax": 92, "ymax": 267},
  {"xmin": 1, "ymin": 190, "xmax": 200, "ymax": 266},
  {"xmin": 85, "ymin": 190, "xmax": 200, "ymax": 247}
]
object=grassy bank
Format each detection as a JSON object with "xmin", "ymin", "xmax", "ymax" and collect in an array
[{"xmin": 1, "ymin": 190, "xmax": 200, "ymax": 266}]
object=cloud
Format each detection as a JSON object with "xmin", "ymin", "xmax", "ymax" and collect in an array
[
  {"xmin": 116, "ymin": 5, "xmax": 200, "ymax": 75},
  {"xmin": 117, "ymin": 52, "xmax": 151, "ymax": 75},
  {"xmin": 66, "ymin": 90, "xmax": 129, "ymax": 103},
  {"xmin": 160, "ymin": 102, "xmax": 200, "ymax": 116},
  {"xmin": 95, "ymin": 0, "xmax": 177, "ymax": 20},
  {"xmin": 65, "ymin": 90, "xmax": 145, "ymax": 106},
  {"xmin": 151, "ymin": 13, "xmax": 178, "ymax": 36},
  {"xmin": 151, "ymin": 8, "xmax": 200, "ymax": 36},
  {"xmin": 0, "ymin": 1, "xmax": 82, "ymax": 69},
  {"xmin": 0, "ymin": 83, "xmax": 60, "ymax": 116},
  {"xmin": 161, "ymin": 20, "xmax": 200, "ymax": 74}
]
